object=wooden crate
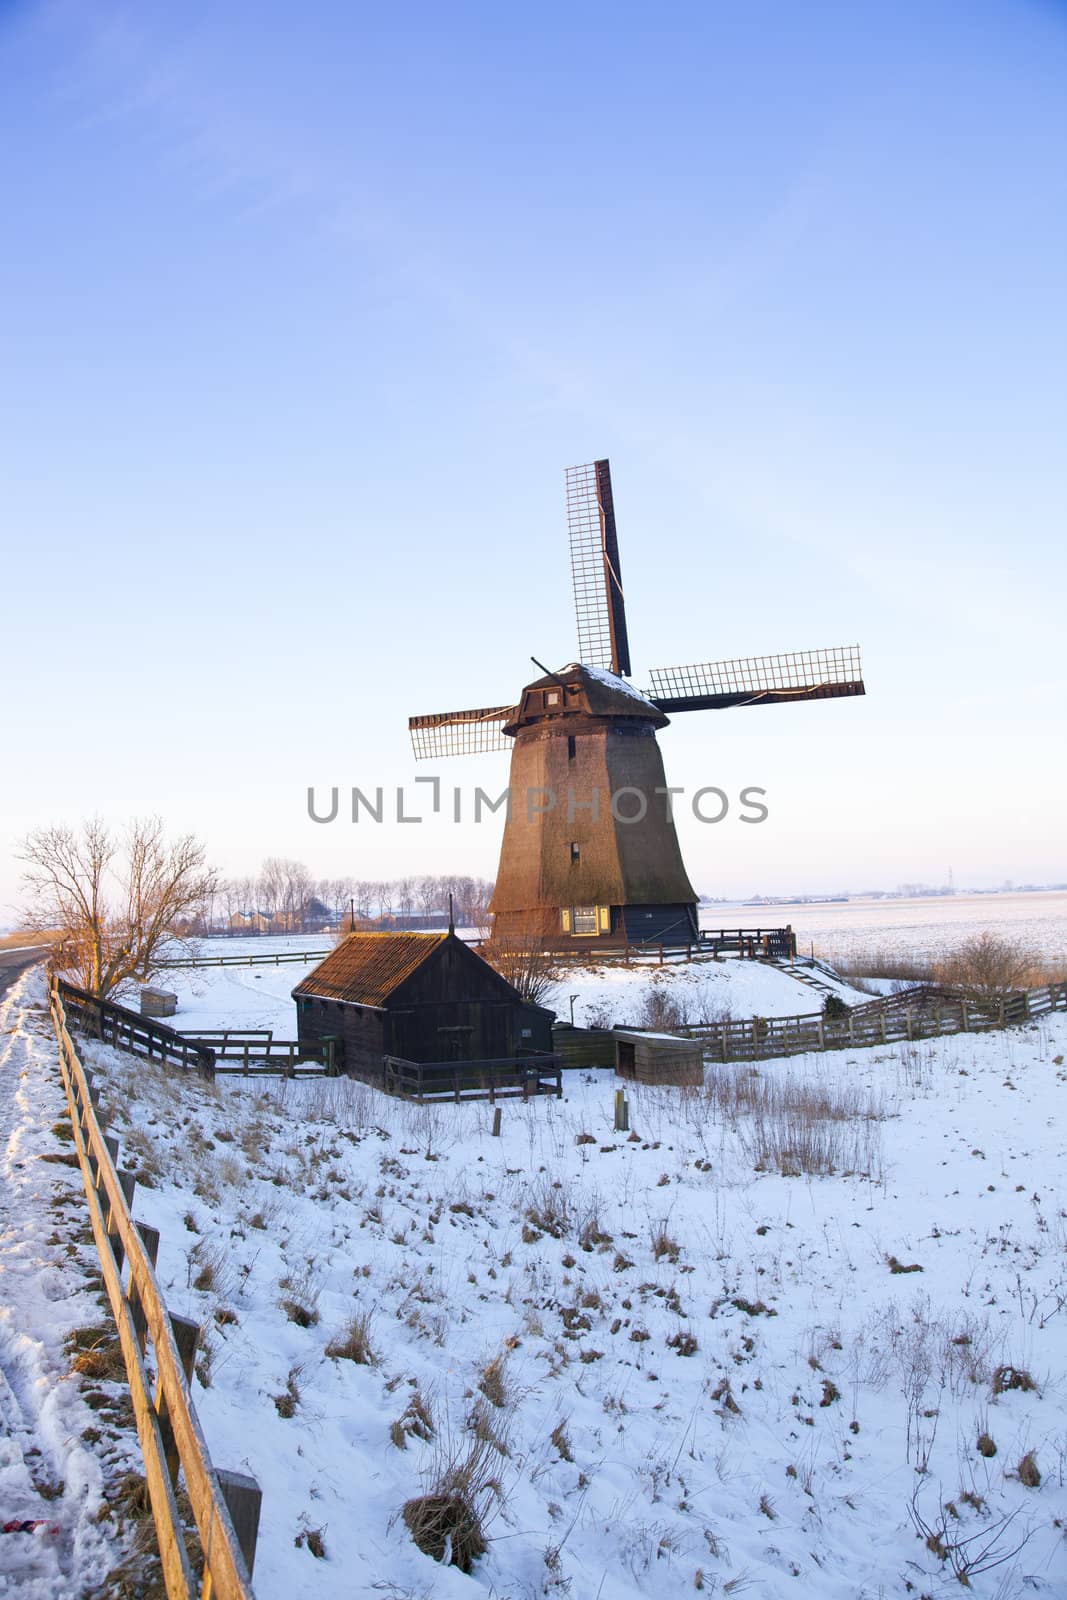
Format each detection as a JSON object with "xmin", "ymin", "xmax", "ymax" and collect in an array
[{"xmin": 140, "ymin": 987, "xmax": 178, "ymax": 1019}]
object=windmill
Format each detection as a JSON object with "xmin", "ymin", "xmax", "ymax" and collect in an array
[{"xmin": 409, "ymin": 460, "xmax": 865, "ymax": 947}]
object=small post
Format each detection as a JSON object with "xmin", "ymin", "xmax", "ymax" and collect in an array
[
  {"xmin": 130, "ymin": 1222, "xmax": 160, "ymax": 1354},
  {"xmin": 156, "ymin": 1314, "xmax": 201, "ymax": 1488},
  {"xmin": 215, "ymin": 1469, "xmax": 262, "ymax": 1576},
  {"xmin": 961, "ymin": 999, "xmax": 969, "ymax": 1031},
  {"xmin": 613, "ymin": 1088, "xmax": 629, "ymax": 1132},
  {"xmin": 491, "ymin": 1106, "xmax": 502, "ymax": 1137}
]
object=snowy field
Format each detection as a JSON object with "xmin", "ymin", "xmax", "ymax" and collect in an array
[
  {"xmin": 39, "ymin": 963, "xmax": 1065, "ymax": 1600},
  {"xmin": 151, "ymin": 948, "xmax": 866, "ymax": 1040},
  {"xmin": 702, "ymin": 892, "xmax": 1067, "ymax": 970}
]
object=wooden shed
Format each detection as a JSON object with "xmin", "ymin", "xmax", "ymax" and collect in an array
[
  {"xmin": 614, "ymin": 1029, "xmax": 704, "ymax": 1087},
  {"xmin": 292, "ymin": 931, "xmax": 555, "ymax": 1086}
]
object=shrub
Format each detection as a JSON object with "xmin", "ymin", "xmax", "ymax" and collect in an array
[{"xmin": 934, "ymin": 931, "xmax": 1038, "ymax": 998}]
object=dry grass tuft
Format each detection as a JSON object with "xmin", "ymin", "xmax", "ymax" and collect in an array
[
  {"xmin": 525, "ymin": 1176, "xmax": 571, "ymax": 1239},
  {"xmin": 650, "ymin": 1222, "xmax": 681, "ymax": 1263},
  {"xmin": 325, "ymin": 1310, "xmax": 377, "ymax": 1365},
  {"xmin": 390, "ymin": 1386, "xmax": 437, "ymax": 1449},
  {"xmin": 991, "ymin": 1364, "xmax": 1035, "ymax": 1397},
  {"xmin": 400, "ymin": 1430, "xmax": 501, "ymax": 1572},
  {"xmin": 281, "ymin": 1299, "xmax": 319, "ymax": 1328},
  {"xmin": 70, "ymin": 1335, "xmax": 126, "ymax": 1383},
  {"xmin": 478, "ymin": 1355, "xmax": 509, "ymax": 1409},
  {"xmin": 550, "ymin": 1421, "xmax": 573, "ymax": 1461},
  {"xmin": 887, "ymin": 1256, "xmax": 924, "ymax": 1275},
  {"xmin": 976, "ymin": 1431, "xmax": 996, "ymax": 1458},
  {"xmin": 273, "ymin": 1367, "xmax": 302, "ymax": 1418},
  {"xmin": 1017, "ymin": 1451, "xmax": 1040, "ymax": 1487},
  {"xmin": 401, "ymin": 1492, "xmax": 487, "ymax": 1572}
]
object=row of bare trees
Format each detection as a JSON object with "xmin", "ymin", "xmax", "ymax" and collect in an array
[{"xmin": 203, "ymin": 865, "xmax": 493, "ymax": 935}]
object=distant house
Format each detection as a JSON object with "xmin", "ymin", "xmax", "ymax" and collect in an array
[
  {"xmin": 292, "ymin": 930, "xmax": 554, "ymax": 1082},
  {"xmin": 228, "ymin": 910, "xmax": 271, "ymax": 934}
]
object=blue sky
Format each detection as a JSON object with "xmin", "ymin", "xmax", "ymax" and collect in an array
[{"xmin": 2, "ymin": 0, "xmax": 1065, "ymax": 913}]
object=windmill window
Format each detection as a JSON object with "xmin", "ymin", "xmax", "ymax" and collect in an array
[
  {"xmin": 570, "ymin": 841, "xmax": 580, "ymax": 863},
  {"xmin": 572, "ymin": 906, "xmax": 598, "ymax": 935},
  {"xmin": 545, "ymin": 690, "xmax": 561, "ymax": 707},
  {"xmin": 567, "ymin": 735, "xmax": 576, "ymax": 760}
]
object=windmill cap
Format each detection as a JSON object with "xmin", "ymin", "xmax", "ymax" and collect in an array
[{"xmin": 503, "ymin": 662, "xmax": 666, "ymax": 735}]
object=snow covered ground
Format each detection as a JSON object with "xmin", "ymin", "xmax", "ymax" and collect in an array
[
  {"xmin": 55, "ymin": 965, "xmax": 1067, "ymax": 1599},
  {"xmin": 0, "ymin": 973, "xmax": 141, "ymax": 1598}
]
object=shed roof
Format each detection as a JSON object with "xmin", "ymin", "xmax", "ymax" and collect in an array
[{"xmin": 293, "ymin": 932, "xmax": 449, "ymax": 1006}]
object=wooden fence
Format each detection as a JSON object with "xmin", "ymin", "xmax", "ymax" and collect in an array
[
  {"xmin": 208, "ymin": 1040, "xmax": 334, "ymax": 1077},
  {"xmin": 559, "ymin": 929, "xmax": 797, "ymax": 967},
  {"xmin": 680, "ymin": 981, "xmax": 1067, "ymax": 1063},
  {"xmin": 382, "ymin": 1053, "xmax": 563, "ymax": 1103},
  {"xmin": 57, "ymin": 986, "xmax": 335, "ymax": 1078},
  {"xmin": 57, "ymin": 981, "xmax": 216, "ymax": 1077},
  {"xmin": 157, "ymin": 949, "xmax": 329, "ymax": 970},
  {"xmin": 48, "ymin": 979, "xmax": 260, "ymax": 1600}
]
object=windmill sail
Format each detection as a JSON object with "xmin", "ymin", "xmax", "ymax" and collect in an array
[
  {"xmin": 648, "ymin": 645, "xmax": 864, "ymax": 712},
  {"xmin": 566, "ymin": 458, "xmax": 631, "ymax": 676},
  {"xmin": 409, "ymin": 704, "xmax": 516, "ymax": 759}
]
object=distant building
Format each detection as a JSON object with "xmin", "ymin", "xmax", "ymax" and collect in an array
[{"xmin": 228, "ymin": 910, "xmax": 271, "ymax": 934}]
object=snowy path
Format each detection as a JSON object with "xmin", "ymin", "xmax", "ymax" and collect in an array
[{"xmin": 0, "ymin": 972, "xmax": 129, "ymax": 1597}]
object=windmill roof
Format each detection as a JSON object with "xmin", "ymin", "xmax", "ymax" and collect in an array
[
  {"xmin": 507, "ymin": 661, "xmax": 665, "ymax": 730},
  {"xmin": 566, "ymin": 663, "xmax": 658, "ymax": 710},
  {"xmin": 292, "ymin": 931, "xmax": 449, "ymax": 1006}
]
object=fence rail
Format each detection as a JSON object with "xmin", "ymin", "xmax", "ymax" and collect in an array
[
  {"xmin": 47, "ymin": 979, "xmax": 259, "ymax": 1600},
  {"xmin": 382, "ymin": 1053, "xmax": 563, "ymax": 1103},
  {"xmin": 681, "ymin": 981, "xmax": 1067, "ymax": 1063},
  {"xmin": 555, "ymin": 930, "xmax": 798, "ymax": 967},
  {"xmin": 157, "ymin": 949, "xmax": 330, "ymax": 970}
]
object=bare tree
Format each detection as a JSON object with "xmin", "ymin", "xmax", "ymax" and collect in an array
[
  {"xmin": 935, "ymin": 931, "xmax": 1038, "ymax": 998},
  {"xmin": 19, "ymin": 816, "xmax": 217, "ymax": 997},
  {"xmin": 481, "ymin": 912, "xmax": 562, "ymax": 1007}
]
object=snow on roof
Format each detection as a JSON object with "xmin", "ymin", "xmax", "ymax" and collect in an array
[{"xmin": 562, "ymin": 662, "xmax": 657, "ymax": 709}]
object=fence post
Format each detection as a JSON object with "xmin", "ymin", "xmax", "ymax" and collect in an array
[
  {"xmin": 214, "ymin": 1470, "xmax": 262, "ymax": 1578},
  {"xmin": 130, "ymin": 1222, "xmax": 161, "ymax": 1355},
  {"xmin": 492, "ymin": 1107, "xmax": 502, "ymax": 1136},
  {"xmin": 614, "ymin": 1089, "xmax": 629, "ymax": 1132},
  {"xmin": 961, "ymin": 999, "xmax": 969, "ymax": 1031},
  {"xmin": 156, "ymin": 1315, "xmax": 201, "ymax": 1488}
]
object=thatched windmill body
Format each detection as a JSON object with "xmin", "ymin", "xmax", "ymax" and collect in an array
[{"xmin": 410, "ymin": 460, "xmax": 865, "ymax": 947}]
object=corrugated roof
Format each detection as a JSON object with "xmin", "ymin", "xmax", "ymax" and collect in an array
[{"xmin": 292, "ymin": 932, "xmax": 449, "ymax": 1007}]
